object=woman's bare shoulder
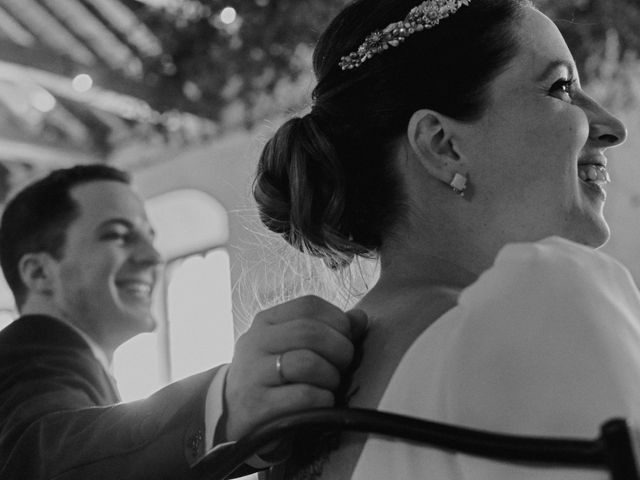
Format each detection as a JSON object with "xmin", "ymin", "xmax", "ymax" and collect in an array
[{"xmin": 306, "ymin": 286, "xmax": 461, "ymax": 479}]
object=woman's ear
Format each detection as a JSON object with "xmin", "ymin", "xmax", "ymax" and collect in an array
[
  {"xmin": 18, "ymin": 252, "xmax": 56, "ymax": 297},
  {"xmin": 407, "ymin": 109, "xmax": 466, "ymax": 184}
]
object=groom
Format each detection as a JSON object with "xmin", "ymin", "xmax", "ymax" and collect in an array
[{"xmin": 0, "ymin": 164, "xmax": 367, "ymax": 479}]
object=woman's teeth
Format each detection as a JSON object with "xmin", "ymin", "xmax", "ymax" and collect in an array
[{"xmin": 578, "ymin": 164, "xmax": 610, "ymax": 184}]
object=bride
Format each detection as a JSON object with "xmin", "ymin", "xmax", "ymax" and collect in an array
[{"xmin": 254, "ymin": 0, "xmax": 637, "ymax": 478}]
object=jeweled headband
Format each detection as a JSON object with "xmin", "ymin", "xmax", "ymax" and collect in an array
[{"xmin": 339, "ymin": 0, "xmax": 472, "ymax": 70}]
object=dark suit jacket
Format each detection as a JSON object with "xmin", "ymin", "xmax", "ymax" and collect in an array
[{"xmin": 0, "ymin": 314, "xmax": 230, "ymax": 479}]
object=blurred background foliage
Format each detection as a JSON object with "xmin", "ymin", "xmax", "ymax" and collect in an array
[
  {"xmin": 137, "ymin": 0, "xmax": 639, "ymax": 127},
  {"xmin": 132, "ymin": 0, "xmax": 348, "ymax": 127},
  {"xmin": 0, "ymin": 0, "xmax": 635, "ymax": 170},
  {"xmin": 537, "ymin": 0, "xmax": 640, "ymax": 108}
]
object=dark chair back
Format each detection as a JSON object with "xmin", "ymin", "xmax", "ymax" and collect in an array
[{"xmin": 197, "ymin": 408, "xmax": 639, "ymax": 480}]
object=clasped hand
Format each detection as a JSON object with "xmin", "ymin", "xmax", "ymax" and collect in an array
[{"xmin": 224, "ymin": 295, "xmax": 368, "ymax": 442}]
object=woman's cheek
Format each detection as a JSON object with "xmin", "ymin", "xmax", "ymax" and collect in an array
[{"xmin": 564, "ymin": 104, "xmax": 590, "ymax": 150}]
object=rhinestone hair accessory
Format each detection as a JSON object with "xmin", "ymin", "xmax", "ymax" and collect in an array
[{"xmin": 339, "ymin": 0, "xmax": 471, "ymax": 70}]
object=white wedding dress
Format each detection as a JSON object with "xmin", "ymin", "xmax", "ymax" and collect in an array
[{"xmin": 352, "ymin": 236, "xmax": 640, "ymax": 479}]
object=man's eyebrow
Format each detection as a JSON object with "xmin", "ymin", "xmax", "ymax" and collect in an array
[
  {"xmin": 98, "ymin": 218, "xmax": 156, "ymax": 238},
  {"xmin": 535, "ymin": 59, "xmax": 576, "ymax": 82}
]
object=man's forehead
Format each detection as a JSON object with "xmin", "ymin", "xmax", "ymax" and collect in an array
[{"xmin": 70, "ymin": 180, "xmax": 149, "ymax": 227}]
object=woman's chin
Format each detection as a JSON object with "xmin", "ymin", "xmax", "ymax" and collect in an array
[{"xmin": 566, "ymin": 219, "xmax": 610, "ymax": 249}]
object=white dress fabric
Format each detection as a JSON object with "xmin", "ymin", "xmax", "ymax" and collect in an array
[{"xmin": 352, "ymin": 236, "xmax": 640, "ymax": 479}]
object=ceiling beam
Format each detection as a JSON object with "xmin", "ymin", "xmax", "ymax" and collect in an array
[
  {"xmin": 0, "ymin": 40, "xmax": 204, "ymax": 118},
  {"xmin": 1, "ymin": 0, "xmax": 97, "ymax": 65},
  {"xmin": 0, "ymin": 138, "xmax": 98, "ymax": 165},
  {"xmin": 34, "ymin": 0, "xmax": 116, "ymax": 71},
  {"xmin": 79, "ymin": 0, "xmax": 163, "ymax": 59}
]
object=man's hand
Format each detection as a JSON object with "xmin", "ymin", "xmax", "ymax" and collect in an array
[{"xmin": 223, "ymin": 295, "xmax": 368, "ymax": 441}]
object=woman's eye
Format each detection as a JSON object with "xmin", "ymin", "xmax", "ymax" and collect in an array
[{"xmin": 550, "ymin": 78, "xmax": 575, "ymax": 101}]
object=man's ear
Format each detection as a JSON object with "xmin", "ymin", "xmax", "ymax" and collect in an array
[
  {"xmin": 407, "ymin": 109, "xmax": 466, "ymax": 184},
  {"xmin": 18, "ymin": 252, "xmax": 56, "ymax": 296}
]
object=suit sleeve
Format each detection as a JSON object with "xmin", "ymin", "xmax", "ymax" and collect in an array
[
  {"xmin": 443, "ymin": 237, "xmax": 640, "ymax": 478},
  {"xmin": 0, "ymin": 346, "xmax": 239, "ymax": 480}
]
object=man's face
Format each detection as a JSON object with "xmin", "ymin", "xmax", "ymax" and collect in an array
[{"xmin": 49, "ymin": 180, "xmax": 162, "ymax": 348}]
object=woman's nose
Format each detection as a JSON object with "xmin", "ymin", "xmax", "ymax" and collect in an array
[{"xmin": 586, "ymin": 97, "xmax": 627, "ymax": 148}]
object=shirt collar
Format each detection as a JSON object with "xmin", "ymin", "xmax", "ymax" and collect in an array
[{"xmin": 59, "ymin": 319, "xmax": 113, "ymax": 375}]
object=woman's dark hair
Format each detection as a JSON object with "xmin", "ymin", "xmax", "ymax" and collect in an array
[{"xmin": 255, "ymin": 0, "xmax": 532, "ymax": 269}]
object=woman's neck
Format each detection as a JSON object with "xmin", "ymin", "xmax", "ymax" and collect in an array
[
  {"xmin": 371, "ymin": 243, "xmax": 480, "ymax": 299},
  {"xmin": 371, "ymin": 202, "xmax": 508, "ymax": 295}
]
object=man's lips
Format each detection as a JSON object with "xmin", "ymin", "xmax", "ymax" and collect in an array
[{"xmin": 116, "ymin": 279, "xmax": 154, "ymax": 298}]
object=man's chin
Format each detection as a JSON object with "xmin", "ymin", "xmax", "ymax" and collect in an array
[
  {"xmin": 140, "ymin": 314, "xmax": 158, "ymax": 333},
  {"xmin": 124, "ymin": 310, "xmax": 158, "ymax": 334}
]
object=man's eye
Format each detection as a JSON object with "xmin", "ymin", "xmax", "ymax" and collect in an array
[{"xmin": 103, "ymin": 231, "xmax": 130, "ymax": 242}]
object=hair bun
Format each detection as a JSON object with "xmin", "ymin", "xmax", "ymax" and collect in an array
[{"xmin": 254, "ymin": 114, "xmax": 360, "ymax": 269}]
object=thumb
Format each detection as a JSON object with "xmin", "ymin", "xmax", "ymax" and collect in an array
[{"xmin": 346, "ymin": 308, "xmax": 369, "ymax": 341}]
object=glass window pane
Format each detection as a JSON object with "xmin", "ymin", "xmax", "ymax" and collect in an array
[
  {"xmin": 168, "ymin": 248, "xmax": 234, "ymax": 381},
  {"xmin": 0, "ymin": 309, "xmax": 16, "ymax": 332},
  {"xmin": 113, "ymin": 332, "xmax": 162, "ymax": 401}
]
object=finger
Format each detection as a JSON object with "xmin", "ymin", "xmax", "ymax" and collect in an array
[
  {"xmin": 264, "ymin": 384, "xmax": 335, "ymax": 415},
  {"xmin": 228, "ymin": 385, "xmax": 335, "ymax": 439},
  {"xmin": 264, "ymin": 318, "xmax": 354, "ymax": 369},
  {"xmin": 256, "ymin": 295, "xmax": 352, "ymax": 338},
  {"xmin": 346, "ymin": 308, "xmax": 369, "ymax": 341},
  {"xmin": 275, "ymin": 350, "xmax": 341, "ymax": 390}
]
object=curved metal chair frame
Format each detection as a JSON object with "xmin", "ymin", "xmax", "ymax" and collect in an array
[{"xmin": 199, "ymin": 408, "xmax": 639, "ymax": 480}]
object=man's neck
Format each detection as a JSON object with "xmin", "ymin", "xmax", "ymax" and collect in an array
[
  {"xmin": 20, "ymin": 301, "xmax": 116, "ymax": 366},
  {"xmin": 58, "ymin": 318, "xmax": 115, "ymax": 371}
]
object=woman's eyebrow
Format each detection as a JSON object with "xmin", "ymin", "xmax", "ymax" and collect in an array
[{"xmin": 535, "ymin": 59, "xmax": 576, "ymax": 82}]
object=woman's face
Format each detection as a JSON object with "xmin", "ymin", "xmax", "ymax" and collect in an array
[{"xmin": 460, "ymin": 6, "xmax": 627, "ymax": 248}]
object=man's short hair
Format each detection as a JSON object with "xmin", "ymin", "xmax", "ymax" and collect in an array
[{"xmin": 0, "ymin": 164, "xmax": 131, "ymax": 308}]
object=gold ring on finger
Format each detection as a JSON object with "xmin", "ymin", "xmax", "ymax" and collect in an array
[{"xmin": 276, "ymin": 353, "xmax": 288, "ymax": 384}]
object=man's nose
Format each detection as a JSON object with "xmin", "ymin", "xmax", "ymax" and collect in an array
[{"xmin": 132, "ymin": 237, "xmax": 163, "ymax": 267}]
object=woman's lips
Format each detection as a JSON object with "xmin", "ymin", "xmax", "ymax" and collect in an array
[{"xmin": 578, "ymin": 164, "xmax": 610, "ymax": 185}]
